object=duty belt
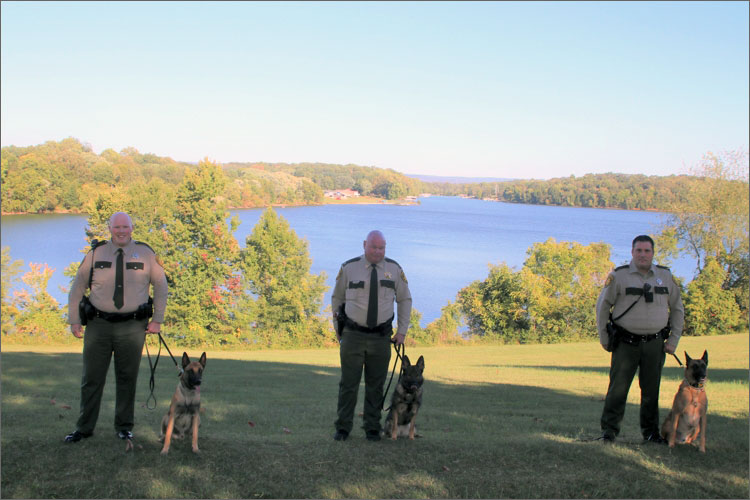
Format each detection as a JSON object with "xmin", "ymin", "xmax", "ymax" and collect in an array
[
  {"xmin": 94, "ymin": 308, "xmax": 141, "ymax": 323},
  {"xmin": 344, "ymin": 316, "xmax": 393, "ymax": 335},
  {"xmin": 617, "ymin": 329, "xmax": 661, "ymax": 345}
]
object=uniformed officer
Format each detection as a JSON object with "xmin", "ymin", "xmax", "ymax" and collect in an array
[
  {"xmin": 597, "ymin": 234, "xmax": 684, "ymax": 443},
  {"xmin": 64, "ymin": 212, "xmax": 168, "ymax": 443},
  {"xmin": 331, "ymin": 230, "xmax": 412, "ymax": 441}
]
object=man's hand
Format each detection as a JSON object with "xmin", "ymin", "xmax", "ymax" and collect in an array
[
  {"xmin": 391, "ymin": 333, "xmax": 405, "ymax": 346},
  {"xmin": 71, "ymin": 324, "xmax": 83, "ymax": 339},
  {"xmin": 146, "ymin": 321, "xmax": 161, "ymax": 334},
  {"xmin": 663, "ymin": 343, "xmax": 676, "ymax": 355}
]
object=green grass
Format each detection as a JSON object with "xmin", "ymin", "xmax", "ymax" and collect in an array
[{"xmin": 2, "ymin": 334, "xmax": 748, "ymax": 498}]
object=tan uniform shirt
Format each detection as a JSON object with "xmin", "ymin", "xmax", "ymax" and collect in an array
[
  {"xmin": 68, "ymin": 239, "xmax": 168, "ymax": 323},
  {"xmin": 596, "ymin": 261, "xmax": 684, "ymax": 349},
  {"xmin": 332, "ymin": 255, "xmax": 412, "ymax": 336}
]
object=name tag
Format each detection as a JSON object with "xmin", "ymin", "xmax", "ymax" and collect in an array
[
  {"xmin": 379, "ymin": 279, "xmax": 395, "ymax": 289},
  {"xmin": 654, "ymin": 286, "xmax": 668, "ymax": 294},
  {"xmin": 625, "ymin": 287, "xmax": 643, "ymax": 295},
  {"xmin": 94, "ymin": 261, "xmax": 112, "ymax": 269},
  {"xmin": 126, "ymin": 262, "xmax": 144, "ymax": 270},
  {"xmin": 348, "ymin": 281, "xmax": 364, "ymax": 289}
]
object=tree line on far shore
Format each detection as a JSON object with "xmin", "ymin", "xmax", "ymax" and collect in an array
[
  {"xmin": 3, "ymin": 138, "xmax": 742, "ymax": 215},
  {"xmin": 2, "ymin": 151, "xmax": 747, "ymax": 347}
]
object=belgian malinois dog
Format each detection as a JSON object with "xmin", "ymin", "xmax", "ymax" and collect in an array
[
  {"xmin": 660, "ymin": 350, "xmax": 708, "ymax": 452},
  {"xmin": 384, "ymin": 355, "xmax": 424, "ymax": 440},
  {"xmin": 160, "ymin": 352, "xmax": 206, "ymax": 455}
]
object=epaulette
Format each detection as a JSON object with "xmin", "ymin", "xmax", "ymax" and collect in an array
[
  {"xmin": 134, "ymin": 241, "xmax": 155, "ymax": 253},
  {"xmin": 342, "ymin": 256, "xmax": 361, "ymax": 266},
  {"xmin": 655, "ymin": 264, "xmax": 671, "ymax": 270},
  {"xmin": 614, "ymin": 264, "xmax": 629, "ymax": 271},
  {"xmin": 89, "ymin": 239, "xmax": 108, "ymax": 252},
  {"xmin": 384, "ymin": 257, "xmax": 402, "ymax": 269}
]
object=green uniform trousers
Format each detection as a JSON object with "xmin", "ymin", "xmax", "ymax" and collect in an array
[
  {"xmin": 601, "ymin": 337, "xmax": 666, "ymax": 438},
  {"xmin": 335, "ymin": 328, "xmax": 392, "ymax": 434},
  {"xmin": 76, "ymin": 317, "xmax": 147, "ymax": 434}
]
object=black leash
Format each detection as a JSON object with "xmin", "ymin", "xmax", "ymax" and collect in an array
[
  {"xmin": 380, "ymin": 342, "xmax": 406, "ymax": 412},
  {"xmin": 670, "ymin": 352, "xmax": 683, "ymax": 366},
  {"xmin": 144, "ymin": 332, "xmax": 182, "ymax": 410}
]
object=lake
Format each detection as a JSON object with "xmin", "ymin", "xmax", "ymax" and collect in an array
[{"xmin": 0, "ymin": 197, "xmax": 695, "ymax": 325}]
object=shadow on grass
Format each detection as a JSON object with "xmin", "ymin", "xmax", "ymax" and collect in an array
[
  {"xmin": 2, "ymin": 350, "xmax": 748, "ymax": 499},
  {"xmin": 483, "ymin": 363, "xmax": 748, "ymax": 384}
]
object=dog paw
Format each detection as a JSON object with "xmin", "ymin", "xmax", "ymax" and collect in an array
[
  {"xmin": 160, "ymin": 449, "xmax": 169, "ymax": 455},
  {"xmin": 192, "ymin": 448, "xmax": 201, "ymax": 454}
]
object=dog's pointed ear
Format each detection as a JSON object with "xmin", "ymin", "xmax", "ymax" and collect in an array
[
  {"xmin": 402, "ymin": 355, "xmax": 411, "ymax": 367},
  {"xmin": 684, "ymin": 351, "xmax": 692, "ymax": 364},
  {"xmin": 199, "ymin": 352, "xmax": 207, "ymax": 368},
  {"xmin": 182, "ymin": 352, "xmax": 190, "ymax": 369},
  {"xmin": 701, "ymin": 350, "xmax": 708, "ymax": 366},
  {"xmin": 416, "ymin": 355, "xmax": 425, "ymax": 371}
]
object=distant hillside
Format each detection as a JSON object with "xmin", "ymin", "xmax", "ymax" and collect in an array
[{"xmin": 407, "ymin": 174, "xmax": 516, "ymax": 184}]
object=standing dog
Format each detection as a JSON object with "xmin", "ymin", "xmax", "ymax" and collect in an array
[
  {"xmin": 660, "ymin": 350, "xmax": 708, "ymax": 452},
  {"xmin": 384, "ymin": 355, "xmax": 424, "ymax": 440},
  {"xmin": 160, "ymin": 352, "xmax": 206, "ymax": 455}
]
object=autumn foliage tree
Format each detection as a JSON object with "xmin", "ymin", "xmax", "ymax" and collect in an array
[{"xmin": 239, "ymin": 208, "xmax": 330, "ymax": 348}]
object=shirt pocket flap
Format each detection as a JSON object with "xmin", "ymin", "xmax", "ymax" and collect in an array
[
  {"xmin": 379, "ymin": 279, "xmax": 395, "ymax": 289},
  {"xmin": 126, "ymin": 262, "xmax": 144, "ymax": 270},
  {"xmin": 94, "ymin": 261, "xmax": 112, "ymax": 269}
]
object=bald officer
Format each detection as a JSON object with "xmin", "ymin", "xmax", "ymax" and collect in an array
[
  {"xmin": 64, "ymin": 212, "xmax": 168, "ymax": 443},
  {"xmin": 597, "ymin": 234, "xmax": 684, "ymax": 444},
  {"xmin": 331, "ymin": 230, "xmax": 412, "ymax": 442}
]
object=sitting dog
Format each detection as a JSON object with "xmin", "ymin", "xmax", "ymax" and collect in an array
[
  {"xmin": 384, "ymin": 355, "xmax": 424, "ymax": 440},
  {"xmin": 160, "ymin": 352, "xmax": 206, "ymax": 455},
  {"xmin": 660, "ymin": 350, "xmax": 708, "ymax": 452}
]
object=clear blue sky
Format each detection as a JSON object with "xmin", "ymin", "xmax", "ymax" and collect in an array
[{"xmin": 2, "ymin": 1, "xmax": 747, "ymax": 179}]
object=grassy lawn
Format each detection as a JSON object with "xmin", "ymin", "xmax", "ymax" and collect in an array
[{"xmin": 1, "ymin": 334, "xmax": 747, "ymax": 498}]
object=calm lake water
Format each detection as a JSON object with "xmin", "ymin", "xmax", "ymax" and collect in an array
[{"xmin": 1, "ymin": 197, "xmax": 695, "ymax": 325}]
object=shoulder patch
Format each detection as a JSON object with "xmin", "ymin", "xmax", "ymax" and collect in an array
[
  {"xmin": 342, "ymin": 256, "xmax": 361, "ymax": 266},
  {"xmin": 400, "ymin": 269, "xmax": 408, "ymax": 284},
  {"xmin": 384, "ymin": 257, "xmax": 402, "ymax": 269},
  {"xmin": 604, "ymin": 274, "xmax": 614, "ymax": 287},
  {"xmin": 134, "ymin": 241, "xmax": 155, "ymax": 253}
]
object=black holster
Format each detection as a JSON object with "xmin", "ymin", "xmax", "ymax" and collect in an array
[
  {"xmin": 78, "ymin": 296, "xmax": 95, "ymax": 326},
  {"xmin": 605, "ymin": 317, "xmax": 620, "ymax": 352},
  {"xmin": 136, "ymin": 297, "xmax": 154, "ymax": 320},
  {"xmin": 336, "ymin": 304, "xmax": 346, "ymax": 336}
]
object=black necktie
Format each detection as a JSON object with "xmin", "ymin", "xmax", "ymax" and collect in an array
[
  {"xmin": 367, "ymin": 264, "xmax": 378, "ymax": 328},
  {"xmin": 114, "ymin": 249, "xmax": 124, "ymax": 309}
]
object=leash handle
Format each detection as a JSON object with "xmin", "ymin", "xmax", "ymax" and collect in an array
[
  {"xmin": 143, "ymin": 332, "xmax": 182, "ymax": 411},
  {"xmin": 144, "ymin": 340, "xmax": 160, "ymax": 410}
]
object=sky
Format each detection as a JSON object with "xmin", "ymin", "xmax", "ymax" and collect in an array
[{"xmin": 1, "ymin": 1, "xmax": 748, "ymax": 180}]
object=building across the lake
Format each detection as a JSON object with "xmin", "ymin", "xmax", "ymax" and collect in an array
[{"xmin": 324, "ymin": 189, "xmax": 360, "ymax": 200}]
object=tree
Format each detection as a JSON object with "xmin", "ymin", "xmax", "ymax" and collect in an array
[
  {"xmin": 240, "ymin": 208, "xmax": 329, "ymax": 348},
  {"xmin": 457, "ymin": 262, "xmax": 528, "ymax": 341},
  {"xmin": 420, "ymin": 302, "xmax": 466, "ymax": 345},
  {"xmin": 161, "ymin": 161, "xmax": 242, "ymax": 344},
  {"xmin": 11, "ymin": 263, "xmax": 68, "ymax": 339},
  {"xmin": 683, "ymin": 257, "xmax": 743, "ymax": 336},
  {"xmin": 656, "ymin": 150, "xmax": 749, "ymax": 329},
  {"xmin": 1, "ymin": 247, "xmax": 23, "ymax": 335},
  {"xmin": 457, "ymin": 240, "xmax": 612, "ymax": 344}
]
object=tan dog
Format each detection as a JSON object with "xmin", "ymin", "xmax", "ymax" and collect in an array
[
  {"xmin": 660, "ymin": 350, "xmax": 708, "ymax": 452},
  {"xmin": 160, "ymin": 352, "xmax": 206, "ymax": 455}
]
